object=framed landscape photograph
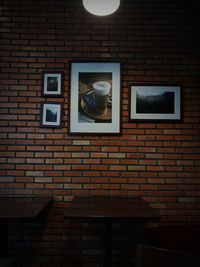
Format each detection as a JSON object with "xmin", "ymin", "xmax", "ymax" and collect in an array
[
  {"xmin": 69, "ymin": 62, "xmax": 121, "ymax": 134},
  {"xmin": 129, "ymin": 85, "xmax": 181, "ymax": 121},
  {"xmin": 43, "ymin": 72, "xmax": 63, "ymax": 96},
  {"xmin": 41, "ymin": 102, "xmax": 62, "ymax": 128}
]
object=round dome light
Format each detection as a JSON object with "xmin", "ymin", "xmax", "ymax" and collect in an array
[{"xmin": 83, "ymin": 0, "xmax": 120, "ymax": 16}]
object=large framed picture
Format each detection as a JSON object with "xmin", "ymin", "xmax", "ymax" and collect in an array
[
  {"xmin": 40, "ymin": 102, "xmax": 62, "ymax": 128},
  {"xmin": 43, "ymin": 72, "xmax": 63, "ymax": 96},
  {"xmin": 129, "ymin": 85, "xmax": 181, "ymax": 121},
  {"xmin": 69, "ymin": 62, "xmax": 121, "ymax": 134}
]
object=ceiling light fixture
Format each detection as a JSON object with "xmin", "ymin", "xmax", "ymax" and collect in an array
[{"xmin": 83, "ymin": 0, "xmax": 120, "ymax": 16}]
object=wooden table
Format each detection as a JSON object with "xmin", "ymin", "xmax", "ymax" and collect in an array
[
  {"xmin": 0, "ymin": 196, "xmax": 52, "ymax": 257},
  {"xmin": 64, "ymin": 196, "xmax": 160, "ymax": 267}
]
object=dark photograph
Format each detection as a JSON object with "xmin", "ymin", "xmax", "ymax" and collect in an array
[
  {"xmin": 47, "ymin": 77, "xmax": 58, "ymax": 92},
  {"xmin": 129, "ymin": 85, "xmax": 181, "ymax": 121},
  {"xmin": 136, "ymin": 91, "xmax": 175, "ymax": 114},
  {"xmin": 41, "ymin": 103, "xmax": 62, "ymax": 128},
  {"xmin": 46, "ymin": 108, "xmax": 58, "ymax": 122}
]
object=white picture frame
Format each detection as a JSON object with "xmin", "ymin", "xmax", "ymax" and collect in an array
[
  {"xmin": 43, "ymin": 72, "xmax": 63, "ymax": 96},
  {"xmin": 41, "ymin": 102, "xmax": 62, "ymax": 128},
  {"xmin": 69, "ymin": 62, "xmax": 121, "ymax": 134},
  {"xmin": 129, "ymin": 85, "xmax": 181, "ymax": 121}
]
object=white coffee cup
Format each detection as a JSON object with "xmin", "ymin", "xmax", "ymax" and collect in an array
[{"xmin": 93, "ymin": 81, "xmax": 111, "ymax": 113}]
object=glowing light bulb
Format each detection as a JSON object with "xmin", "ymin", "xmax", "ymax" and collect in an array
[{"xmin": 83, "ymin": 0, "xmax": 120, "ymax": 16}]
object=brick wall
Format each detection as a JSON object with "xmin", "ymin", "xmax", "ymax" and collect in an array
[{"xmin": 0, "ymin": 0, "xmax": 200, "ymax": 266}]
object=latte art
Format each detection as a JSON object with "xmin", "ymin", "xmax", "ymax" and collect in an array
[{"xmin": 93, "ymin": 81, "xmax": 111, "ymax": 96}]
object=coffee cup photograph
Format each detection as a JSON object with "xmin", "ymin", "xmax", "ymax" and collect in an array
[
  {"xmin": 69, "ymin": 62, "xmax": 121, "ymax": 135},
  {"xmin": 78, "ymin": 72, "xmax": 112, "ymax": 122}
]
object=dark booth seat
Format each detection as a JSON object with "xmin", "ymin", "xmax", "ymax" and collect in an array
[
  {"xmin": 142, "ymin": 224, "xmax": 200, "ymax": 256},
  {"xmin": 0, "ymin": 257, "xmax": 16, "ymax": 267},
  {"xmin": 135, "ymin": 243, "xmax": 200, "ymax": 267}
]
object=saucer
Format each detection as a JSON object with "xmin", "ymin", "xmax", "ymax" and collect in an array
[{"xmin": 80, "ymin": 91, "xmax": 112, "ymax": 122}]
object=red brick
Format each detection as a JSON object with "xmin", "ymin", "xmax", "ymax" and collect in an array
[
  {"xmin": 102, "ymin": 184, "xmax": 120, "ymax": 190},
  {"xmin": 45, "ymin": 171, "xmax": 63, "ymax": 177},
  {"xmin": 83, "ymin": 159, "xmax": 100, "ymax": 164},
  {"xmin": 90, "ymin": 152, "xmax": 107, "ymax": 158},
  {"xmin": 63, "ymin": 171, "xmax": 82, "ymax": 177}
]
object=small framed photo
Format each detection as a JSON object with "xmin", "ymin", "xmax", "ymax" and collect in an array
[
  {"xmin": 41, "ymin": 102, "xmax": 62, "ymax": 128},
  {"xmin": 129, "ymin": 84, "xmax": 181, "ymax": 121},
  {"xmin": 43, "ymin": 72, "xmax": 63, "ymax": 96},
  {"xmin": 69, "ymin": 62, "xmax": 121, "ymax": 135}
]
